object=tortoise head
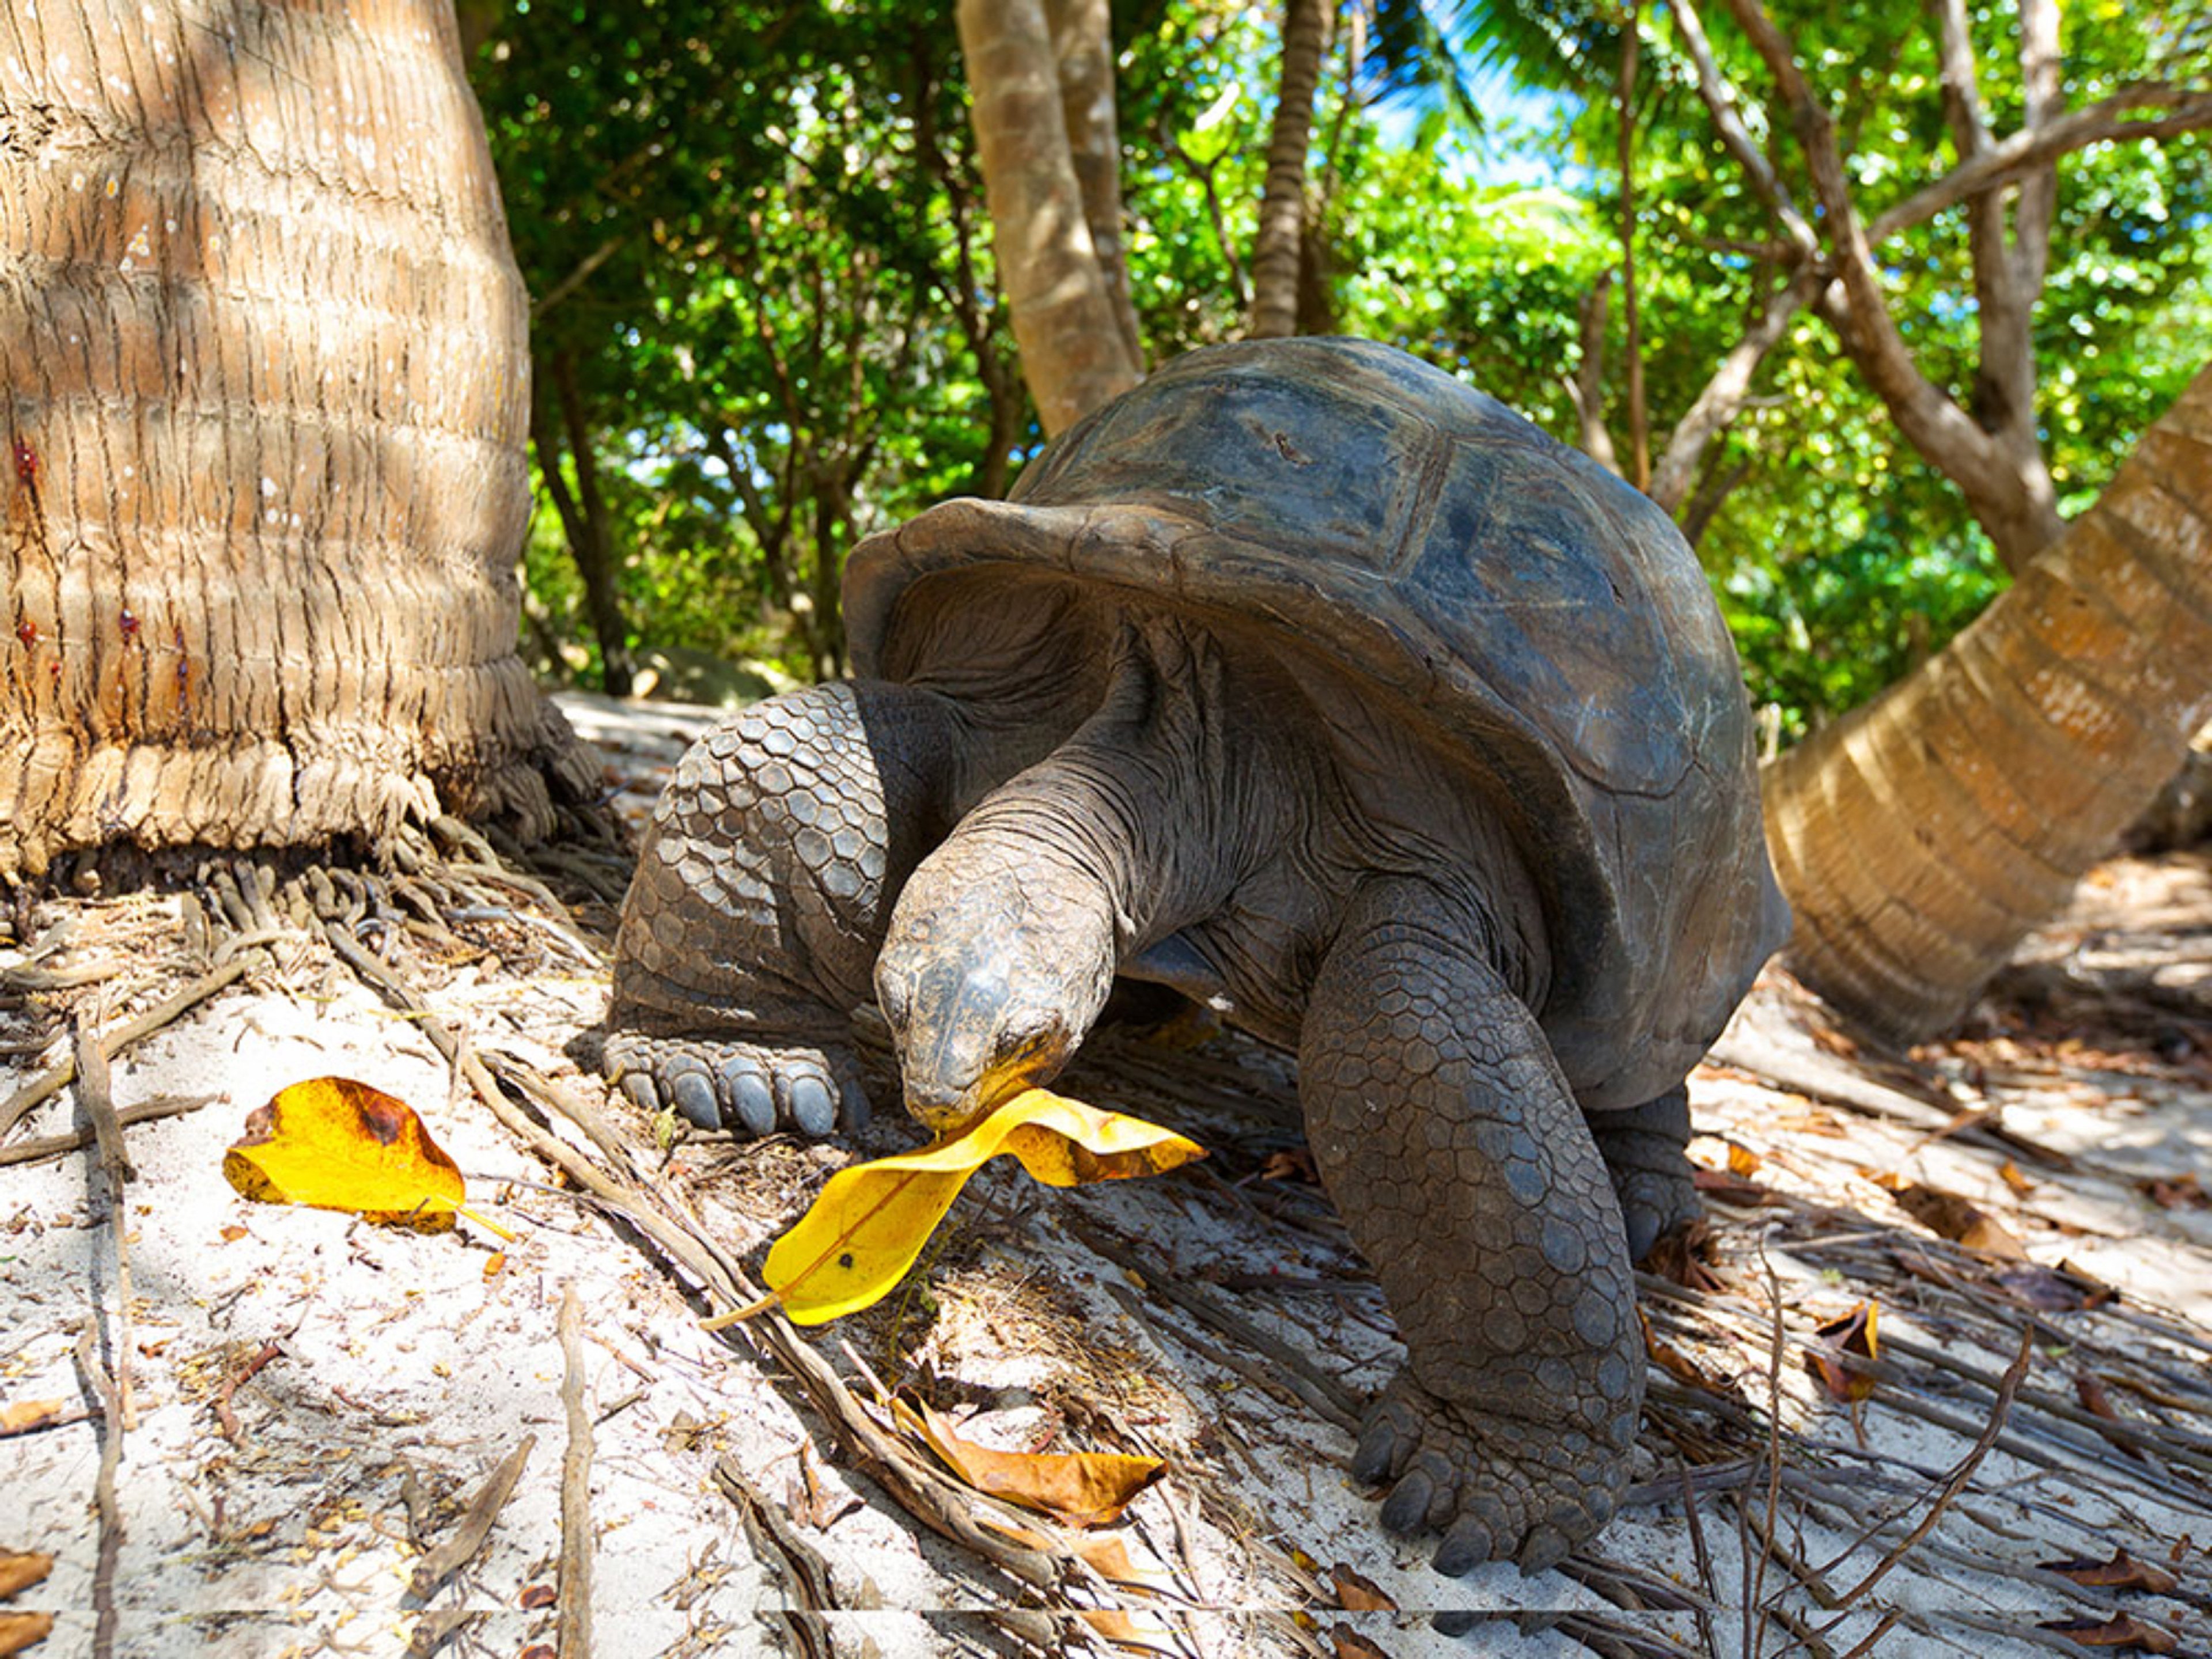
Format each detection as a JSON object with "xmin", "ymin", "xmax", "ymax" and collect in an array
[{"xmin": 873, "ymin": 833, "xmax": 1118, "ymax": 1134}]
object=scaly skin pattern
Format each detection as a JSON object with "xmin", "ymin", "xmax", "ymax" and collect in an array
[
  {"xmin": 1590, "ymin": 1086, "xmax": 1698, "ymax": 1262},
  {"xmin": 1301, "ymin": 877, "xmax": 1642, "ymax": 1575},
  {"xmin": 607, "ymin": 680, "xmax": 956, "ymax": 1135}
]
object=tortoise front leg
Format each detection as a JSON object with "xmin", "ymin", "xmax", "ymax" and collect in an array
[
  {"xmin": 607, "ymin": 680, "xmax": 958, "ymax": 1136},
  {"xmin": 1299, "ymin": 877, "xmax": 1640, "ymax": 1575},
  {"xmin": 1590, "ymin": 1085, "xmax": 1699, "ymax": 1262}
]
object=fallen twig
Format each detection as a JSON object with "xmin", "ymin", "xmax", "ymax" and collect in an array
[
  {"xmin": 0, "ymin": 960, "xmax": 245, "ymax": 1141},
  {"xmin": 556, "ymin": 1287, "xmax": 594, "ymax": 1659},
  {"xmin": 1824, "ymin": 1327, "xmax": 2035, "ymax": 1645},
  {"xmin": 1065, "ymin": 1211, "xmax": 1363, "ymax": 1430},
  {"xmin": 404, "ymin": 1607, "xmax": 476, "ymax": 1659},
  {"xmin": 71, "ymin": 1330, "xmax": 123, "ymax": 1659},
  {"xmin": 74, "ymin": 1015, "xmax": 135, "ymax": 1433},
  {"xmin": 215, "ymin": 1339, "xmax": 286, "ymax": 1441},
  {"xmin": 0, "ymin": 1093, "xmax": 214, "ymax": 1169},
  {"xmin": 408, "ymin": 1434, "xmax": 535, "ymax": 1601},
  {"xmin": 714, "ymin": 1456, "xmax": 844, "ymax": 1659}
]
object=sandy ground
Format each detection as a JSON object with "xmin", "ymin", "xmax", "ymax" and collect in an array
[{"xmin": 3, "ymin": 691, "xmax": 2211, "ymax": 1659}]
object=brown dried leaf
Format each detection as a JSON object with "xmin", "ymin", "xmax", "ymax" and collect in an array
[
  {"xmin": 2075, "ymin": 1372, "xmax": 2150, "ymax": 1463},
  {"xmin": 1810, "ymin": 1025, "xmax": 1860, "ymax": 1060},
  {"xmin": 1329, "ymin": 1627, "xmax": 1393, "ymax": 1659},
  {"xmin": 895, "ymin": 1399, "xmax": 1165, "ymax": 1528},
  {"xmin": 1642, "ymin": 1216, "xmax": 1722, "ymax": 1291},
  {"xmin": 1331, "ymin": 1563, "xmax": 1396, "ymax": 1612},
  {"xmin": 0, "ymin": 1613, "xmax": 55, "ymax": 1657},
  {"xmin": 518, "ymin": 1584, "xmax": 556, "ymax": 1610},
  {"xmin": 1691, "ymin": 1166, "xmax": 1774, "ymax": 1206},
  {"xmin": 787, "ymin": 1442, "xmax": 861, "ymax": 1531},
  {"xmin": 1069, "ymin": 1533, "xmax": 1142, "ymax": 1585},
  {"xmin": 2137, "ymin": 1175, "xmax": 2207, "ymax": 1210},
  {"xmin": 0, "ymin": 1553, "xmax": 54, "ymax": 1600},
  {"xmin": 1999, "ymin": 1160, "xmax": 2036, "ymax": 1196},
  {"xmin": 2039, "ymin": 1549, "xmax": 2180, "ymax": 1596},
  {"xmin": 1257, "ymin": 1148, "xmax": 1319, "ymax": 1184},
  {"xmin": 2039, "ymin": 1613, "xmax": 2178, "ymax": 1652},
  {"xmin": 1726, "ymin": 1142, "xmax": 1762, "ymax": 1177},
  {"xmin": 1810, "ymin": 1303, "xmax": 1879, "ymax": 1404},
  {"xmin": 1889, "ymin": 1181, "xmax": 2028, "ymax": 1259}
]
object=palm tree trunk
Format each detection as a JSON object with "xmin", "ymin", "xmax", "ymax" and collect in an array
[
  {"xmin": 0, "ymin": 0, "xmax": 585, "ymax": 882},
  {"xmin": 1763, "ymin": 363, "xmax": 2212, "ymax": 1041},
  {"xmin": 957, "ymin": 0, "xmax": 1142, "ymax": 434},
  {"xmin": 1247, "ymin": 0, "xmax": 1332, "ymax": 340}
]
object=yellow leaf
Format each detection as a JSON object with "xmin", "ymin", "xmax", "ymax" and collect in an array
[
  {"xmin": 224, "ymin": 1077, "xmax": 510, "ymax": 1238},
  {"xmin": 0, "ymin": 1612, "xmax": 55, "ymax": 1656},
  {"xmin": 751, "ymin": 1088, "xmax": 1202, "ymax": 1325},
  {"xmin": 0, "ymin": 1550, "xmax": 54, "ymax": 1600},
  {"xmin": 1810, "ymin": 1301, "xmax": 1880, "ymax": 1404},
  {"xmin": 895, "ymin": 1399, "xmax": 1166, "ymax": 1528}
]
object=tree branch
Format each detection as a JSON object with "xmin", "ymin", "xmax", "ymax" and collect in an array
[
  {"xmin": 1569, "ymin": 274, "xmax": 1621, "ymax": 474},
  {"xmin": 1671, "ymin": 0, "xmax": 1816, "ymax": 257},
  {"xmin": 1932, "ymin": 0, "xmax": 2036, "ymax": 454},
  {"xmin": 2012, "ymin": 0, "xmax": 2062, "ymax": 298},
  {"xmin": 1650, "ymin": 260, "xmax": 1822, "ymax": 514},
  {"xmin": 1720, "ymin": 0, "xmax": 2057, "ymax": 568},
  {"xmin": 1868, "ymin": 87, "xmax": 2212, "ymax": 245},
  {"xmin": 531, "ymin": 235, "xmax": 626, "ymax": 320}
]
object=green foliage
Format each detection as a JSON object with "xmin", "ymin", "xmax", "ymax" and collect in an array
[{"xmin": 472, "ymin": 0, "xmax": 2212, "ymax": 738}]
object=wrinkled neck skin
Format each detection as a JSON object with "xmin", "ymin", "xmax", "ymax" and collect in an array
[{"xmin": 876, "ymin": 614, "xmax": 1275, "ymax": 1130}]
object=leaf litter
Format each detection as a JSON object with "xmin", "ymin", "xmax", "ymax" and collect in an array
[{"xmin": 1, "ymin": 707, "xmax": 2210, "ymax": 1656}]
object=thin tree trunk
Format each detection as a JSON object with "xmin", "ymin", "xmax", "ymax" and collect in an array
[
  {"xmin": 1569, "ymin": 278, "xmax": 1622, "ymax": 474},
  {"xmin": 542, "ymin": 352, "xmax": 634, "ymax": 696},
  {"xmin": 1649, "ymin": 262, "xmax": 1820, "ymax": 514},
  {"xmin": 957, "ymin": 0, "xmax": 1141, "ymax": 434},
  {"xmin": 1247, "ymin": 0, "xmax": 1332, "ymax": 340},
  {"xmin": 1615, "ymin": 3, "xmax": 1650, "ymax": 490},
  {"xmin": 1764, "ymin": 363, "xmax": 2212, "ymax": 1041},
  {"xmin": 1933, "ymin": 0, "xmax": 2058, "ymax": 544},
  {"xmin": 1044, "ymin": 0, "xmax": 1142, "ymax": 371},
  {"xmin": 0, "ymin": 0, "xmax": 584, "ymax": 882}
]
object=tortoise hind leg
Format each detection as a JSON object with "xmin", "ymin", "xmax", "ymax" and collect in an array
[
  {"xmin": 1298, "ymin": 877, "xmax": 1640, "ymax": 1575},
  {"xmin": 607, "ymin": 681, "xmax": 956, "ymax": 1137},
  {"xmin": 1590, "ymin": 1085, "xmax": 1698, "ymax": 1262}
]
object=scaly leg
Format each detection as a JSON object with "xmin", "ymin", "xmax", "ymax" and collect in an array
[
  {"xmin": 1590, "ymin": 1085, "xmax": 1698, "ymax": 1261},
  {"xmin": 1299, "ymin": 877, "xmax": 1641, "ymax": 1575},
  {"xmin": 607, "ymin": 680, "xmax": 956, "ymax": 1136}
]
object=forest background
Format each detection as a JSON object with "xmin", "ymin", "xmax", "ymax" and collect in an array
[{"xmin": 471, "ymin": 0, "xmax": 2210, "ymax": 744}]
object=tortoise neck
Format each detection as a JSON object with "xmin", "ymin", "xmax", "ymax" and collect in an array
[
  {"xmin": 970, "ymin": 615, "xmax": 1259, "ymax": 950},
  {"xmin": 873, "ymin": 615, "xmax": 1281, "ymax": 1125}
]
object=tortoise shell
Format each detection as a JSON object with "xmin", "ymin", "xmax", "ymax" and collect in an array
[{"xmin": 843, "ymin": 338, "xmax": 1786, "ymax": 1109}]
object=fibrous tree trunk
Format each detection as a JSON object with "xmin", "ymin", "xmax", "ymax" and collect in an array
[
  {"xmin": 1247, "ymin": 0, "xmax": 1332, "ymax": 340},
  {"xmin": 1763, "ymin": 364, "xmax": 2212, "ymax": 1041},
  {"xmin": 0, "ymin": 0, "xmax": 585, "ymax": 882},
  {"xmin": 957, "ymin": 0, "xmax": 1141, "ymax": 434}
]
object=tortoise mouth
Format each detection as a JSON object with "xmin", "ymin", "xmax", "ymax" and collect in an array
[{"xmin": 904, "ymin": 1036, "xmax": 1069, "ymax": 1136}]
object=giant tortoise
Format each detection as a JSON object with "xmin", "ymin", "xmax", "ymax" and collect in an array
[{"xmin": 606, "ymin": 337, "xmax": 1789, "ymax": 1571}]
